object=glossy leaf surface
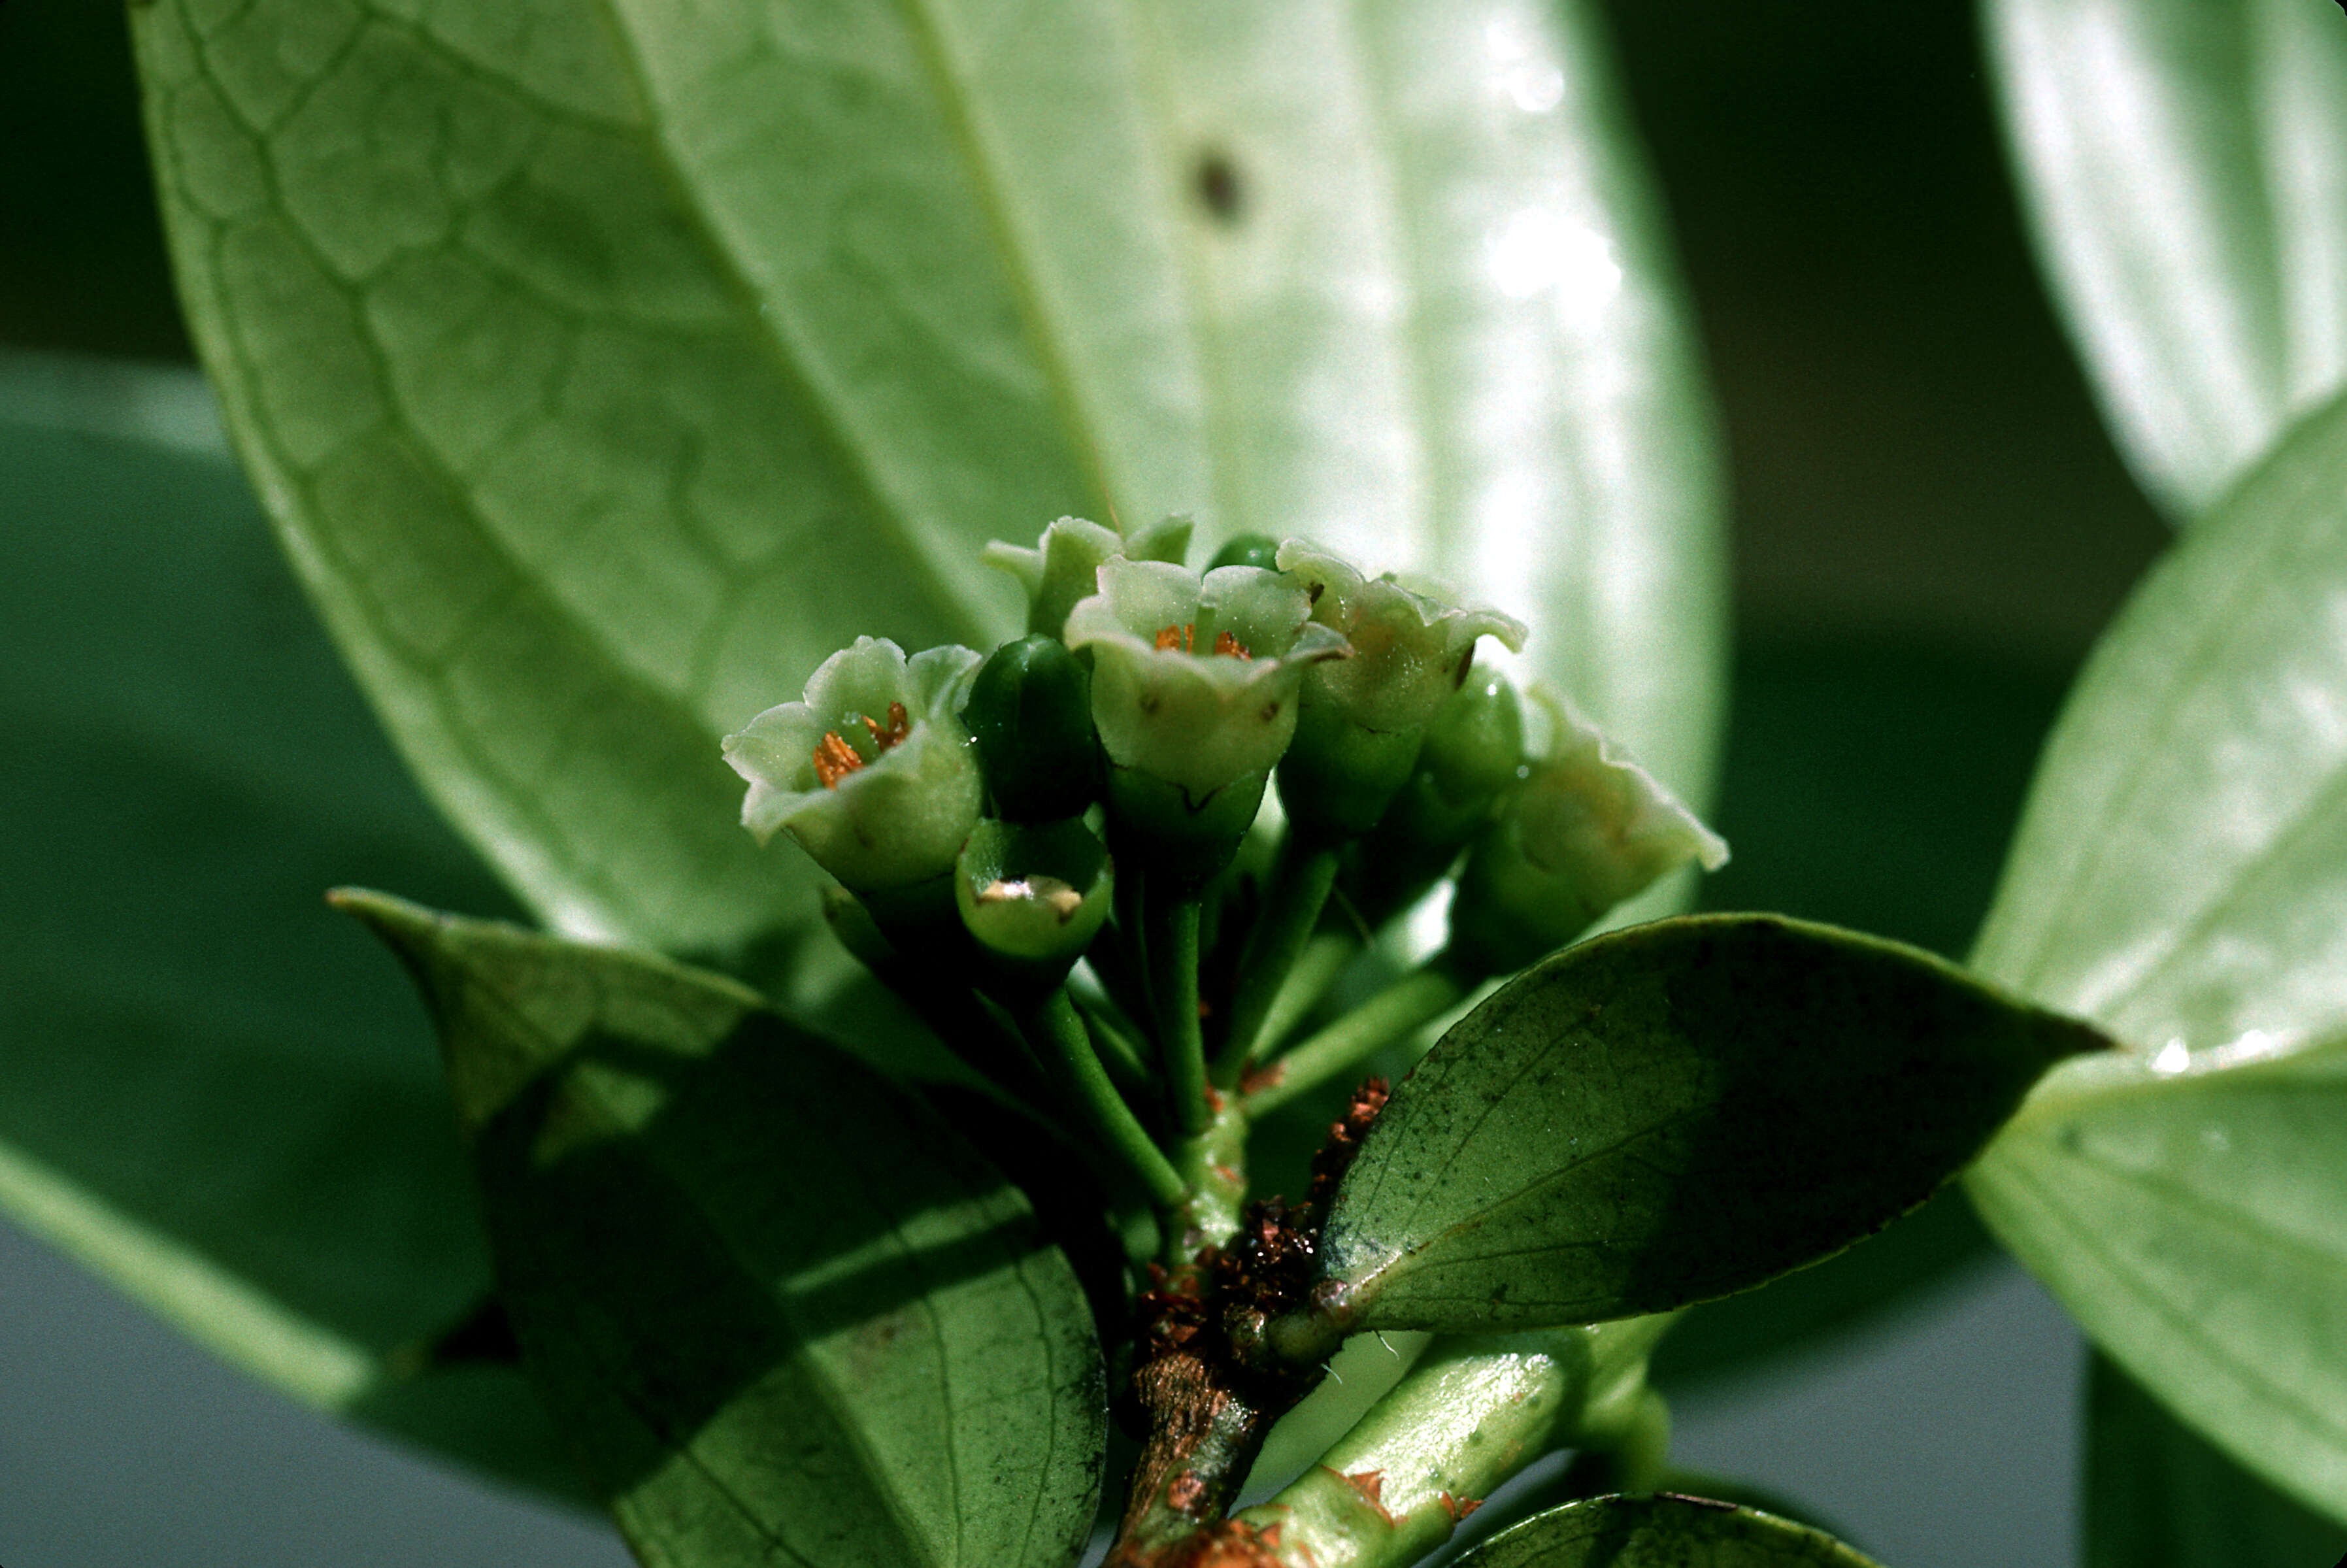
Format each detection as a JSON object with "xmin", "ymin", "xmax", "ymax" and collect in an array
[
  {"xmin": 1974, "ymin": 387, "xmax": 2347, "ymax": 1071},
  {"xmin": 1455, "ymin": 1494, "xmax": 1882, "ymax": 1567},
  {"xmin": 0, "ymin": 396, "xmax": 578, "ymax": 1496},
  {"xmin": 1971, "ymin": 390, "xmax": 2347, "ymax": 1518},
  {"xmin": 1318, "ymin": 915, "xmax": 2105, "ymax": 1332},
  {"xmin": 1971, "ymin": 1034, "xmax": 2347, "ymax": 1526},
  {"xmin": 2084, "ymin": 1351, "xmax": 2347, "ymax": 1567},
  {"xmin": 1988, "ymin": 0, "xmax": 2347, "ymax": 516},
  {"xmin": 346, "ymin": 892, "xmax": 1104, "ymax": 1568},
  {"xmin": 129, "ymin": 0, "xmax": 1724, "ymax": 982}
]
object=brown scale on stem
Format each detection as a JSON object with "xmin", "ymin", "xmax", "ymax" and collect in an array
[{"xmin": 1107, "ymin": 1080, "xmax": 1390, "ymax": 1567}]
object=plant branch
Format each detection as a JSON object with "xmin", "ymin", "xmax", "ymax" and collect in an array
[
  {"xmin": 1212, "ymin": 838, "xmax": 1342, "ymax": 1086},
  {"xmin": 1022, "ymin": 987, "xmax": 1186, "ymax": 1208},
  {"xmin": 1244, "ymin": 958, "xmax": 1468, "ymax": 1116}
]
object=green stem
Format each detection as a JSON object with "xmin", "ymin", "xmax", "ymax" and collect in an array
[
  {"xmin": 1022, "ymin": 988, "xmax": 1185, "ymax": 1209},
  {"xmin": 1212, "ymin": 837, "xmax": 1342, "ymax": 1086},
  {"xmin": 1244, "ymin": 957, "xmax": 1468, "ymax": 1116},
  {"xmin": 1160, "ymin": 1093, "xmax": 1249, "ymax": 1270},
  {"xmin": 1233, "ymin": 1316, "xmax": 1674, "ymax": 1568},
  {"xmin": 1149, "ymin": 893, "xmax": 1208, "ymax": 1137},
  {"xmin": 1070, "ymin": 987, "xmax": 1155, "ymax": 1104},
  {"xmin": 1248, "ymin": 930, "xmax": 1360, "ymax": 1068},
  {"xmin": 1116, "ymin": 858, "xmax": 1152, "ymax": 1019}
]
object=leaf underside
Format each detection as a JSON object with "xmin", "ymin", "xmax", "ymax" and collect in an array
[
  {"xmin": 1320, "ymin": 914, "xmax": 2105, "ymax": 1333},
  {"xmin": 345, "ymin": 893, "xmax": 1105, "ymax": 1568},
  {"xmin": 1989, "ymin": 0, "xmax": 2347, "ymax": 518},
  {"xmin": 128, "ymin": 0, "xmax": 1726, "ymax": 986}
]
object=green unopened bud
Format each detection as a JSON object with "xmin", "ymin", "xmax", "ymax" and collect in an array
[
  {"xmin": 1344, "ymin": 672, "xmax": 1527, "ymax": 926},
  {"xmin": 955, "ymin": 818, "xmax": 1114, "ymax": 992},
  {"xmin": 982, "ymin": 514, "xmax": 1191, "ymax": 639},
  {"xmin": 1273, "ymin": 540, "xmax": 1527, "ymax": 839},
  {"xmin": 964, "ymin": 635, "xmax": 1099, "ymax": 822},
  {"xmin": 1208, "ymin": 533, "xmax": 1282, "ymax": 571},
  {"xmin": 722, "ymin": 637, "xmax": 984, "ymax": 893},
  {"xmin": 1448, "ymin": 693, "xmax": 1728, "ymax": 977}
]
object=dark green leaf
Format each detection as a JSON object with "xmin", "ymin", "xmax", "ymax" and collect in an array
[
  {"xmin": 128, "ymin": 0, "xmax": 1728, "ymax": 982},
  {"xmin": 1453, "ymin": 1493, "xmax": 1883, "ymax": 1567},
  {"xmin": 1318, "ymin": 914, "xmax": 2106, "ymax": 1333},
  {"xmin": 0, "ymin": 408, "xmax": 580, "ymax": 1498},
  {"xmin": 1988, "ymin": 0, "xmax": 2347, "ymax": 518},
  {"xmin": 1650, "ymin": 1188, "xmax": 1995, "ymax": 1393},
  {"xmin": 344, "ymin": 892, "xmax": 1105, "ymax": 1568},
  {"xmin": 2085, "ymin": 1351, "xmax": 2347, "ymax": 1568}
]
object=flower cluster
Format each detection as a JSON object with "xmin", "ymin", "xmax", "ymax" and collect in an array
[{"xmin": 722, "ymin": 518, "xmax": 1727, "ymax": 1069}]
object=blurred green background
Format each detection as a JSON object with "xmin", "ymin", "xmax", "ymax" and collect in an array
[{"xmin": 0, "ymin": 2, "xmax": 2173, "ymax": 1566}]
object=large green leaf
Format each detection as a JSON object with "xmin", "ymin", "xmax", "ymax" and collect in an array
[
  {"xmin": 1973, "ymin": 387, "xmax": 2347, "ymax": 1066},
  {"xmin": 1987, "ymin": 0, "xmax": 2347, "ymax": 517},
  {"xmin": 1316, "ymin": 915, "xmax": 2105, "ymax": 1333},
  {"xmin": 0, "ymin": 398, "xmax": 578, "ymax": 1496},
  {"xmin": 1971, "ymin": 1034, "xmax": 2347, "ymax": 1529},
  {"xmin": 1453, "ymin": 1494, "xmax": 1883, "ymax": 1568},
  {"xmin": 344, "ymin": 892, "xmax": 1105, "ymax": 1568},
  {"xmin": 1969, "ymin": 390, "xmax": 2347, "ymax": 1520},
  {"xmin": 129, "ymin": 0, "xmax": 1725, "ymax": 983},
  {"xmin": 2083, "ymin": 1351, "xmax": 2347, "ymax": 1567}
]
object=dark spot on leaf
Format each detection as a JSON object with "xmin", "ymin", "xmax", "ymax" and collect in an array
[
  {"xmin": 1260, "ymin": 701, "xmax": 1280, "ymax": 722},
  {"xmin": 1195, "ymin": 150, "xmax": 1243, "ymax": 224}
]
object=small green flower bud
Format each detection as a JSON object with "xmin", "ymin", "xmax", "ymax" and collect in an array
[
  {"xmin": 1208, "ymin": 533, "xmax": 1282, "ymax": 571},
  {"xmin": 982, "ymin": 514, "xmax": 1191, "ymax": 639},
  {"xmin": 1448, "ymin": 693, "xmax": 1728, "ymax": 977},
  {"xmin": 1343, "ymin": 672, "xmax": 1527, "ymax": 927},
  {"xmin": 1272, "ymin": 540, "xmax": 1527, "ymax": 839},
  {"xmin": 722, "ymin": 637, "xmax": 985, "ymax": 893},
  {"xmin": 964, "ymin": 635, "xmax": 1099, "ymax": 822},
  {"xmin": 954, "ymin": 818, "xmax": 1114, "ymax": 992}
]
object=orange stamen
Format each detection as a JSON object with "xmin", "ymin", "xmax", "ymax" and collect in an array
[
  {"xmin": 1212, "ymin": 630, "xmax": 1250, "ymax": 659},
  {"xmin": 1154, "ymin": 623, "xmax": 1197, "ymax": 652},
  {"xmin": 864, "ymin": 701, "xmax": 911, "ymax": 752},
  {"xmin": 812, "ymin": 732, "xmax": 865, "ymax": 789}
]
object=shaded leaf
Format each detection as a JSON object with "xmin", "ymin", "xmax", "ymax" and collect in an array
[
  {"xmin": 1453, "ymin": 1493, "xmax": 1883, "ymax": 1567},
  {"xmin": 1988, "ymin": 0, "xmax": 2347, "ymax": 516},
  {"xmin": 1971, "ymin": 1034, "xmax": 2347, "ymax": 1529},
  {"xmin": 0, "ymin": 404, "xmax": 578, "ymax": 1497},
  {"xmin": 1650, "ymin": 1188, "xmax": 1995, "ymax": 1394},
  {"xmin": 343, "ymin": 892, "xmax": 1105, "ymax": 1568},
  {"xmin": 2084, "ymin": 1350, "xmax": 2347, "ymax": 1568},
  {"xmin": 128, "ymin": 0, "xmax": 1726, "ymax": 984},
  {"xmin": 1318, "ymin": 914, "xmax": 2105, "ymax": 1333}
]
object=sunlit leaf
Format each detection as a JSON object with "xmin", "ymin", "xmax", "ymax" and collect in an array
[
  {"xmin": 1974, "ymin": 386, "xmax": 2347, "ymax": 1065},
  {"xmin": 1988, "ymin": 0, "xmax": 2347, "ymax": 516},
  {"xmin": 2082, "ymin": 1350, "xmax": 2347, "ymax": 1567},
  {"xmin": 1452, "ymin": 1493, "xmax": 1884, "ymax": 1567},
  {"xmin": 128, "ymin": 0, "xmax": 1725, "ymax": 985},
  {"xmin": 1318, "ymin": 915, "xmax": 2104, "ymax": 1333},
  {"xmin": 1972, "ymin": 1035, "xmax": 2347, "ymax": 1528},
  {"xmin": 1971, "ymin": 388, "xmax": 2347, "ymax": 1522},
  {"xmin": 343, "ymin": 891, "xmax": 1105, "ymax": 1567},
  {"xmin": 0, "ymin": 401, "xmax": 578, "ymax": 1498}
]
